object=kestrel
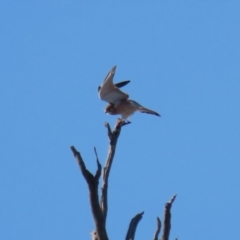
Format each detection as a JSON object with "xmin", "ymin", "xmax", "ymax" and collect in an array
[{"xmin": 98, "ymin": 66, "xmax": 160, "ymax": 120}]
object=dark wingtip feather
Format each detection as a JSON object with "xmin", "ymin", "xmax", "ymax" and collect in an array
[{"xmin": 115, "ymin": 80, "xmax": 131, "ymax": 88}]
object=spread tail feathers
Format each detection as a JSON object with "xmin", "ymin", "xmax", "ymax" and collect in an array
[{"xmin": 139, "ymin": 107, "xmax": 161, "ymax": 117}]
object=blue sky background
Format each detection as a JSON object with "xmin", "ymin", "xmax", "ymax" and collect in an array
[{"xmin": 1, "ymin": 1, "xmax": 240, "ymax": 239}]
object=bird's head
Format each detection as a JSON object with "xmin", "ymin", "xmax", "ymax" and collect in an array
[{"xmin": 105, "ymin": 103, "xmax": 118, "ymax": 115}]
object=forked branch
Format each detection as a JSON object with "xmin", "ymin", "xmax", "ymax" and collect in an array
[{"xmin": 70, "ymin": 146, "xmax": 108, "ymax": 240}]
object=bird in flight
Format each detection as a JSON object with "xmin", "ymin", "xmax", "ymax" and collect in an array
[{"xmin": 98, "ymin": 66, "xmax": 160, "ymax": 121}]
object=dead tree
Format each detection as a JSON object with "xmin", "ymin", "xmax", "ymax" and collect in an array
[{"xmin": 70, "ymin": 119, "xmax": 177, "ymax": 240}]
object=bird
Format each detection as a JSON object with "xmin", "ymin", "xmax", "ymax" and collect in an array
[{"xmin": 98, "ymin": 66, "xmax": 160, "ymax": 120}]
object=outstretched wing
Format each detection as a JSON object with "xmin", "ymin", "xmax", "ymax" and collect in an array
[
  {"xmin": 129, "ymin": 100, "xmax": 161, "ymax": 117},
  {"xmin": 98, "ymin": 66, "xmax": 129, "ymax": 104}
]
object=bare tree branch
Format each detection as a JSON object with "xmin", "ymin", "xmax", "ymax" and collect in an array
[
  {"xmin": 101, "ymin": 119, "xmax": 128, "ymax": 225},
  {"xmin": 70, "ymin": 146, "xmax": 108, "ymax": 240},
  {"xmin": 153, "ymin": 217, "xmax": 161, "ymax": 240},
  {"xmin": 162, "ymin": 194, "xmax": 177, "ymax": 240},
  {"xmin": 125, "ymin": 212, "xmax": 144, "ymax": 240},
  {"xmin": 71, "ymin": 120, "xmax": 178, "ymax": 240}
]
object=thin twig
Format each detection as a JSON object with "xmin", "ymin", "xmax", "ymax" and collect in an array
[
  {"xmin": 125, "ymin": 212, "xmax": 144, "ymax": 240},
  {"xmin": 162, "ymin": 194, "xmax": 177, "ymax": 240},
  {"xmin": 104, "ymin": 122, "xmax": 112, "ymax": 140},
  {"xmin": 153, "ymin": 217, "xmax": 161, "ymax": 240}
]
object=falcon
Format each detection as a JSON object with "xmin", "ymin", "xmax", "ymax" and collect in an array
[{"xmin": 98, "ymin": 66, "xmax": 160, "ymax": 120}]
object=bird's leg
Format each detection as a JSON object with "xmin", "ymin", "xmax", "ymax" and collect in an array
[
  {"xmin": 120, "ymin": 118, "xmax": 131, "ymax": 125},
  {"xmin": 124, "ymin": 117, "xmax": 131, "ymax": 124},
  {"xmin": 116, "ymin": 118, "xmax": 131, "ymax": 126}
]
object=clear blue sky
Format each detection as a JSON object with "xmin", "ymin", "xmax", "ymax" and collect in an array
[{"xmin": 1, "ymin": 1, "xmax": 240, "ymax": 239}]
